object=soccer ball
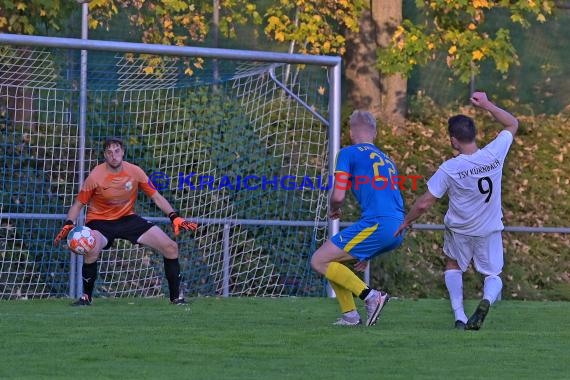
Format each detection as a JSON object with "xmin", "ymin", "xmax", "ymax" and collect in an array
[{"xmin": 67, "ymin": 226, "xmax": 97, "ymax": 255}]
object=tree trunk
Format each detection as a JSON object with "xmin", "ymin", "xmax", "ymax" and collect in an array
[
  {"xmin": 344, "ymin": 8, "xmax": 382, "ymax": 118},
  {"xmin": 373, "ymin": 0, "xmax": 406, "ymax": 133},
  {"xmin": 345, "ymin": 1, "xmax": 407, "ymax": 133}
]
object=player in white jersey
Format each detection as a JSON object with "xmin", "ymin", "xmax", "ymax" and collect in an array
[{"xmin": 394, "ymin": 91, "xmax": 518, "ymax": 330}]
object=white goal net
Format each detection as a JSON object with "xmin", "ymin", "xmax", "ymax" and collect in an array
[{"xmin": 0, "ymin": 42, "xmax": 337, "ymax": 299}]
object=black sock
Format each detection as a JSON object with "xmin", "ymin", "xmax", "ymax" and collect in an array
[
  {"xmin": 358, "ymin": 287, "xmax": 371, "ymax": 300},
  {"xmin": 82, "ymin": 261, "xmax": 98, "ymax": 301},
  {"xmin": 163, "ymin": 257, "xmax": 181, "ymax": 301}
]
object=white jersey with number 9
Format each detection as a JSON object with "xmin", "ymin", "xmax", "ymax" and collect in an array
[{"xmin": 427, "ymin": 130, "xmax": 514, "ymax": 236}]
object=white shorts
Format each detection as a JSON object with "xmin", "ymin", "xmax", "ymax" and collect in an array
[{"xmin": 443, "ymin": 229, "xmax": 504, "ymax": 276}]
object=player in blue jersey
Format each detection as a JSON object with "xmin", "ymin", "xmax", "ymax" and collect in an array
[{"xmin": 311, "ymin": 110, "xmax": 405, "ymax": 326}]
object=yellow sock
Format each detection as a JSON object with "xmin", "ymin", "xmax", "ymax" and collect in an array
[
  {"xmin": 329, "ymin": 281, "xmax": 356, "ymax": 313},
  {"xmin": 325, "ymin": 262, "xmax": 367, "ymax": 298}
]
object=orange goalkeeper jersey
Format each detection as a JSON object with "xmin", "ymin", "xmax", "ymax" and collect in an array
[{"xmin": 76, "ymin": 161, "xmax": 157, "ymax": 223}]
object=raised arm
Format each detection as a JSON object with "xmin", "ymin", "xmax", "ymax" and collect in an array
[{"xmin": 470, "ymin": 91, "xmax": 519, "ymax": 137}]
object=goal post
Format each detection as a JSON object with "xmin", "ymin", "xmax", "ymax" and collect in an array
[{"xmin": 0, "ymin": 33, "xmax": 341, "ymax": 299}]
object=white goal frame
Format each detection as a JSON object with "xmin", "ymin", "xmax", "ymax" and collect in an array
[{"xmin": 0, "ymin": 32, "xmax": 341, "ymax": 299}]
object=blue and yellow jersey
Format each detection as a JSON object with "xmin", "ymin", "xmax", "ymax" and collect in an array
[{"xmin": 334, "ymin": 143, "xmax": 404, "ymax": 220}]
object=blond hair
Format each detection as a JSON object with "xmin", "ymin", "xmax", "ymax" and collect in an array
[{"xmin": 349, "ymin": 110, "xmax": 376, "ymax": 135}]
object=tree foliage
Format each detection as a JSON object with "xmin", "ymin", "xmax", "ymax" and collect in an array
[
  {"xmin": 0, "ymin": 0, "xmax": 263, "ymax": 75},
  {"xmin": 378, "ymin": 0, "xmax": 555, "ymax": 82},
  {"xmin": 88, "ymin": 0, "xmax": 261, "ymax": 45},
  {"xmin": 0, "ymin": 0, "xmax": 369, "ymax": 58},
  {"xmin": 0, "ymin": 0, "xmax": 75, "ymax": 34},
  {"xmin": 0, "ymin": 0, "xmax": 261, "ymax": 44},
  {"xmin": 264, "ymin": 0, "xmax": 367, "ymax": 55}
]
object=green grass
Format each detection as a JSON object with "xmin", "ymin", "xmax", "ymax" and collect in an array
[{"xmin": 0, "ymin": 298, "xmax": 568, "ymax": 379}]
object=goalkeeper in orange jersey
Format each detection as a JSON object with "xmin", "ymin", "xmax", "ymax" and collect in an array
[{"xmin": 54, "ymin": 137, "xmax": 197, "ymax": 306}]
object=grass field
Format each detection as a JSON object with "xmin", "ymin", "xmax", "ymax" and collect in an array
[{"xmin": 0, "ymin": 297, "xmax": 568, "ymax": 379}]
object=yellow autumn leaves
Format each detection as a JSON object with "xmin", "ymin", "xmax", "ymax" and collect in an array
[
  {"xmin": 472, "ymin": 0, "xmax": 490, "ymax": 8},
  {"xmin": 264, "ymin": 0, "xmax": 366, "ymax": 55},
  {"xmin": 447, "ymin": 45, "xmax": 483, "ymax": 62},
  {"xmin": 380, "ymin": 1, "xmax": 554, "ymax": 83}
]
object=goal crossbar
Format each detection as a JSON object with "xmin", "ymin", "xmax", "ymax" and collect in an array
[{"xmin": 0, "ymin": 33, "xmax": 341, "ymax": 67}]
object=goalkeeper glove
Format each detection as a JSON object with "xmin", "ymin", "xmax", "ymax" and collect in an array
[
  {"xmin": 54, "ymin": 220, "xmax": 74, "ymax": 246},
  {"xmin": 169, "ymin": 212, "xmax": 197, "ymax": 237}
]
